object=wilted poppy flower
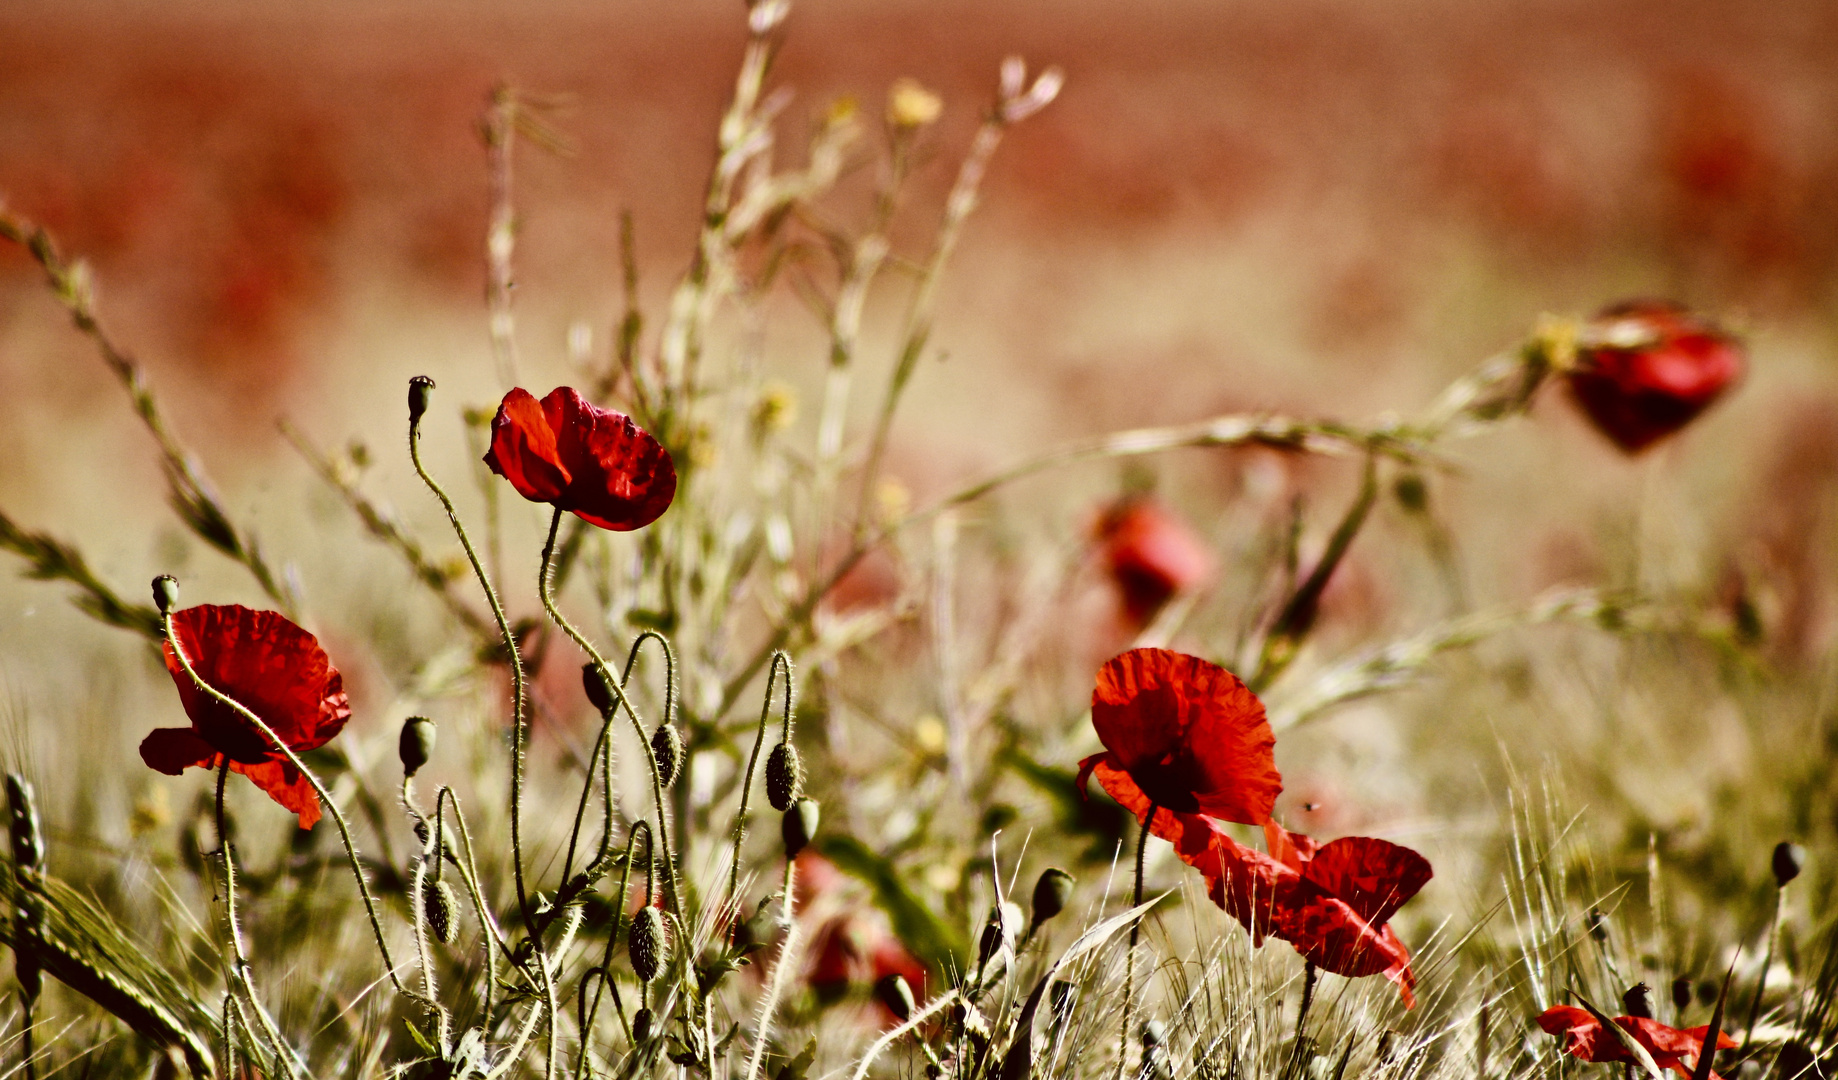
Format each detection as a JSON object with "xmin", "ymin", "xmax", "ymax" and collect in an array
[
  {"xmin": 1094, "ymin": 497, "xmax": 1213, "ymax": 626},
  {"xmin": 1077, "ymin": 649, "xmax": 1281, "ymax": 848},
  {"xmin": 483, "ymin": 386, "xmax": 677, "ymax": 531},
  {"xmin": 1188, "ymin": 820, "xmax": 1431, "ymax": 1006},
  {"xmin": 1536, "ymin": 1005, "xmax": 1736, "ymax": 1080},
  {"xmin": 141, "ymin": 605, "xmax": 351, "ymax": 829},
  {"xmin": 1566, "ymin": 301, "xmax": 1743, "ymax": 453}
]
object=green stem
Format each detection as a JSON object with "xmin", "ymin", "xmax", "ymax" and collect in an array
[
  {"xmin": 724, "ymin": 651, "xmax": 793, "ymax": 921},
  {"xmin": 538, "ymin": 508, "xmax": 683, "ymax": 918},
  {"xmin": 579, "ymin": 821, "xmax": 654, "ymax": 1076},
  {"xmin": 1289, "ymin": 961, "xmax": 1319, "ymax": 1080},
  {"xmin": 1116, "ymin": 806, "xmax": 1156, "ymax": 1080}
]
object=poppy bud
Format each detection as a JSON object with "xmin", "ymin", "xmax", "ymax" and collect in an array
[
  {"xmin": 1030, "ymin": 867, "xmax": 1075, "ymax": 929},
  {"xmin": 632, "ymin": 1007, "xmax": 653, "ymax": 1044},
  {"xmin": 629, "ymin": 906, "xmax": 669, "ymax": 983},
  {"xmin": 782, "ymin": 797, "xmax": 819, "ymax": 859},
  {"xmin": 1142, "ymin": 1019, "xmax": 1167, "ymax": 1048},
  {"xmin": 651, "ymin": 723, "xmax": 683, "ymax": 789},
  {"xmin": 582, "ymin": 663, "xmax": 615, "ymax": 716},
  {"xmin": 875, "ymin": 973, "xmax": 916, "ymax": 1021},
  {"xmin": 1772, "ymin": 841, "xmax": 1804, "ymax": 888},
  {"xmin": 1586, "ymin": 908, "xmax": 1609, "ymax": 943},
  {"xmin": 976, "ymin": 901, "xmax": 1023, "ymax": 974},
  {"xmin": 151, "ymin": 574, "xmax": 180, "ymax": 616},
  {"xmin": 423, "ymin": 876, "xmax": 459, "ymax": 945},
  {"xmin": 1623, "ymin": 983, "xmax": 1654, "ymax": 1020},
  {"xmin": 399, "ymin": 717, "xmax": 436, "ymax": 778},
  {"xmin": 408, "ymin": 375, "xmax": 435, "ymax": 425},
  {"xmin": 6, "ymin": 774, "xmax": 42, "ymax": 874},
  {"xmin": 1393, "ymin": 473, "xmax": 1429, "ymax": 514},
  {"xmin": 1671, "ymin": 976, "xmax": 1693, "ymax": 1014},
  {"xmin": 764, "ymin": 743, "xmax": 803, "ymax": 811}
]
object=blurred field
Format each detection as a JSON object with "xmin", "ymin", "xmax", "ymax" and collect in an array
[{"xmin": 0, "ymin": 0, "xmax": 1836, "ymax": 1071}]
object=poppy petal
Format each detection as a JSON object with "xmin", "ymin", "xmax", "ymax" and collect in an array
[
  {"xmin": 162, "ymin": 605, "xmax": 351, "ymax": 764},
  {"xmin": 542, "ymin": 387, "xmax": 677, "ymax": 531},
  {"xmin": 1297, "ymin": 834, "xmax": 1433, "ymax": 926},
  {"xmin": 484, "ymin": 387, "xmax": 572, "ymax": 502},
  {"xmin": 139, "ymin": 727, "xmax": 219, "ymax": 775},
  {"xmin": 231, "ymin": 756, "xmax": 322, "ymax": 830},
  {"xmin": 1090, "ymin": 648, "xmax": 1280, "ymax": 823}
]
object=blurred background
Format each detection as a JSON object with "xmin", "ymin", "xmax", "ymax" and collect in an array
[{"xmin": 1, "ymin": 0, "xmax": 1836, "ymax": 950}]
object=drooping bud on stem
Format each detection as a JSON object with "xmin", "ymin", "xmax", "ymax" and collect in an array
[
  {"xmin": 152, "ymin": 574, "xmax": 180, "ymax": 616},
  {"xmin": 6, "ymin": 774, "xmax": 43, "ymax": 874},
  {"xmin": 408, "ymin": 375, "xmax": 435, "ymax": 425},
  {"xmin": 765, "ymin": 742, "xmax": 803, "ymax": 811},
  {"xmin": 583, "ymin": 663, "xmax": 615, "ymax": 716},
  {"xmin": 1030, "ymin": 867, "xmax": 1075, "ymax": 930},
  {"xmin": 629, "ymin": 906, "xmax": 669, "ymax": 983},
  {"xmin": 977, "ymin": 901, "xmax": 1023, "ymax": 975},
  {"xmin": 423, "ymin": 876, "xmax": 459, "ymax": 945},
  {"xmin": 1773, "ymin": 841, "xmax": 1804, "ymax": 888},
  {"xmin": 651, "ymin": 723, "xmax": 683, "ymax": 789},
  {"xmin": 1623, "ymin": 983, "xmax": 1654, "ymax": 1020},
  {"xmin": 399, "ymin": 717, "xmax": 436, "ymax": 778},
  {"xmin": 875, "ymin": 973, "xmax": 916, "ymax": 1021},
  {"xmin": 782, "ymin": 797, "xmax": 819, "ymax": 859}
]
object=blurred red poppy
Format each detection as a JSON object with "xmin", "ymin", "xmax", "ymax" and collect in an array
[
  {"xmin": 806, "ymin": 912, "xmax": 928, "ymax": 1021},
  {"xmin": 1566, "ymin": 301, "xmax": 1743, "ymax": 453},
  {"xmin": 1077, "ymin": 649, "xmax": 1281, "ymax": 847},
  {"xmin": 1187, "ymin": 819, "xmax": 1431, "ymax": 1006},
  {"xmin": 1536, "ymin": 1005, "xmax": 1737, "ymax": 1080},
  {"xmin": 1094, "ymin": 497, "xmax": 1213, "ymax": 626},
  {"xmin": 141, "ymin": 605, "xmax": 351, "ymax": 829},
  {"xmin": 483, "ymin": 386, "xmax": 677, "ymax": 531}
]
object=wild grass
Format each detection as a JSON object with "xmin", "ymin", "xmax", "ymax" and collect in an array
[{"xmin": 0, "ymin": 1, "xmax": 1834, "ymax": 1078}]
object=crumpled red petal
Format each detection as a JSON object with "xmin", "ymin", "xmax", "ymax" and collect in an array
[
  {"xmin": 230, "ymin": 756, "xmax": 323, "ymax": 830},
  {"xmin": 547, "ymin": 387, "xmax": 677, "ymax": 531},
  {"xmin": 139, "ymin": 728, "xmax": 219, "ymax": 775},
  {"xmin": 485, "ymin": 387, "xmax": 573, "ymax": 502},
  {"xmin": 1536, "ymin": 1006, "xmax": 1736, "ymax": 1080},
  {"xmin": 1089, "ymin": 648, "xmax": 1280, "ymax": 822},
  {"xmin": 162, "ymin": 605, "xmax": 351, "ymax": 763}
]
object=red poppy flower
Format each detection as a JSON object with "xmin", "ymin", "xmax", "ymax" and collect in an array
[
  {"xmin": 1187, "ymin": 820, "xmax": 1431, "ymax": 1006},
  {"xmin": 140, "ymin": 605, "xmax": 351, "ymax": 829},
  {"xmin": 1536, "ymin": 1005, "xmax": 1736, "ymax": 1080},
  {"xmin": 1094, "ymin": 497, "xmax": 1213, "ymax": 626},
  {"xmin": 1077, "ymin": 649, "xmax": 1281, "ymax": 848},
  {"xmin": 483, "ymin": 386, "xmax": 677, "ymax": 531},
  {"xmin": 1566, "ymin": 301, "xmax": 1744, "ymax": 453}
]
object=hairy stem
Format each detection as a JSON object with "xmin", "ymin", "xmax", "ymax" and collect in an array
[{"xmin": 1116, "ymin": 807, "xmax": 1156, "ymax": 1080}]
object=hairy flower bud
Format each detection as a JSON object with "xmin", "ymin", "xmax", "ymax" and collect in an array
[
  {"xmin": 629, "ymin": 906, "xmax": 669, "ymax": 983},
  {"xmin": 423, "ymin": 876, "xmax": 459, "ymax": 945},
  {"xmin": 399, "ymin": 717, "xmax": 436, "ymax": 778},
  {"xmin": 782, "ymin": 797, "xmax": 820, "ymax": 859},
  {"xmin": 582, "ymin": 663, "xmax": 614, "ymax": 716},
  {"xmin": 1623, "ymin": 983, "xmax": 1654, "ymax": 1020},
  {"xmin": 1773, "ymin": 841, "xmax": 1805, "ymax": 888},
  {"xmin": 151, "ymin": 574, "xmax": 181, "ymax": 616},
  {"xmin": 875, "ymin": 973, "xmax": 916, "ymax": 1022},
  {"xmin": 632, "ymin": 1007, "xmax": 653, "ymax": 1044},
  {"xmin": 1030, "ymin": 867, "xmax": 1075, "ymax": 929},
  {"xmin": 408, "ymin": 375, "xmax": 435, "ymax": 425},
  {"xmin": 764, "ymin": 742, "xmax": 803, "ymax": 811},
  {"xmin": 651, "ymin": 723, "xmax": 683, "ymax": 789},
  {"xmin": 6, "ymin": 774, "xmax": 42, "ymax": 874}
]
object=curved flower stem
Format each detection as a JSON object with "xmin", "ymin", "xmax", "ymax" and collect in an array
[
  {"xmin": 740, "ymin": 856, "xmax": 800, "ymax": 1080},
  {"xmin": 1115, "ymin": 806, "xmax": 1156, "ymax": 1080},
  {"xmin": 407, "ymin": 402, "xmax": 536, "ymax": 934},
  {"xmin": 562, "ymin": 632, "xmax": 673, "ymax": 890},
  {"xmin": 579, "ymin": 823, "xmax": 653, "ymax": 1075},
  {"xmin": 437, "ymin": 789, "xmax": 515, "ymax": 1024},
  {"xmin": 163, "ymin": 613, "xmax": 429, "ymax": 1015},
  {"xmin": 210, "ymin": 761, "xmax": 300, "ymax": 1080},
  {"xmin": 538, "ymin": 508, "xmax": 683, "ymax": 918},
  {"xmin": 723, "ymin": 651, "xmax": 793, "ymax": 919}
]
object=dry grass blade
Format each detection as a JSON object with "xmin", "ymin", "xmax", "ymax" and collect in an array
[{"xmin": 0, "ymin": 508, "xmax": 162, "ymax": 640}]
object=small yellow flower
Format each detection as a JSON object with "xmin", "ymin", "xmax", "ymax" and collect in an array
[{"xmin": 887, "ymin": 78, "xmax": 943, "ymax": 129}]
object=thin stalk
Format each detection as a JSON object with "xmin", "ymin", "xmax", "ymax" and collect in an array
[
  {"xmin": 538, "ymin": 508, "xmax": 683, "ymax": 917},
  {"xmin": 562, "ymin": 632, "xmax": 673, "ymax": 890},
  {"xmin": 724, "ymin": 651, "xmax": 793, "ymax": 917},
  {"xmin": 1742, "ymin": 889, "xmax": 1786, "ymax": 1053},
  {"xmin": 1115, "ymin": 807, "xmax": 1156, "ymax": 1080},
  {"xmin": 210, "ymin": 761, "xmax": 300, "ymax": 1080},
  {"xmin": 741, "ymin": 857, "xmax": 801, "ymax": 1080},
  {"xmin": 1288, "ymin": 961, "xmax": 1319, "ymax": 1080},
  {"xmin": 579, "ymin": 822, "xmax": 654, "ymax": 1077}
]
